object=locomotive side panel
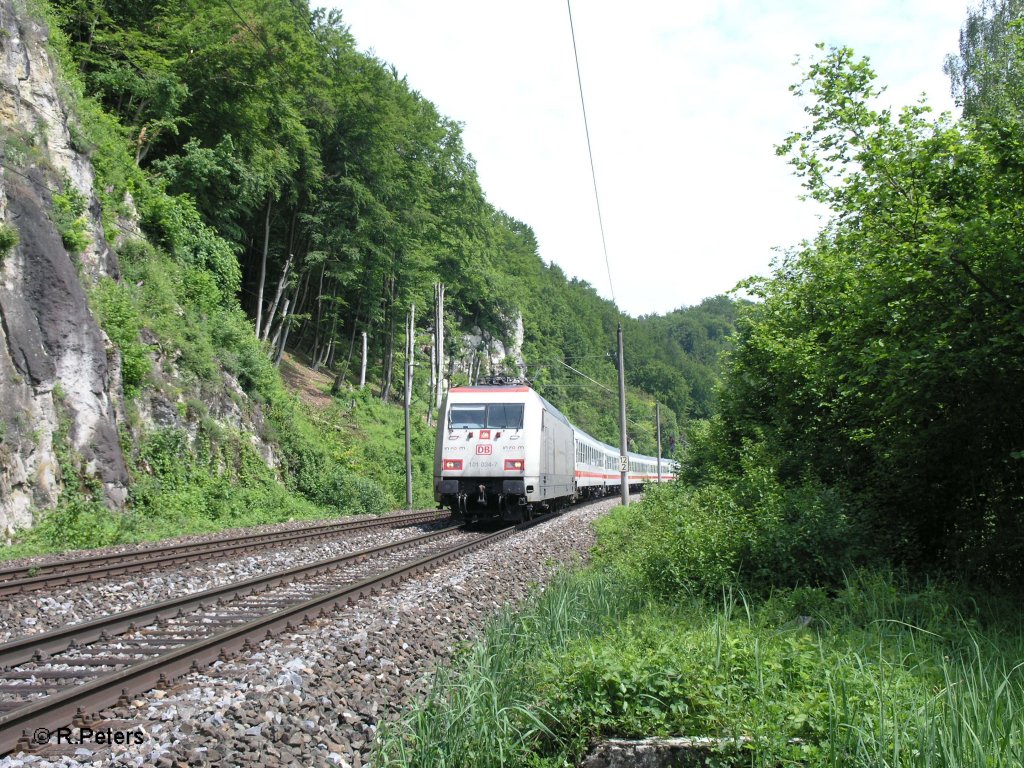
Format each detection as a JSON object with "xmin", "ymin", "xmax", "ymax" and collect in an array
[{"xmin": 537, "ymin": 405, "xmax": 575, "ymax": 503}]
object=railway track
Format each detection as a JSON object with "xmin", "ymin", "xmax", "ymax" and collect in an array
[
  {"xmin": 0, "ymin": 512, "xmax": 555, "ymax": 754},
  {"xmin": 0, "ymin": 509, "xmax": 448, "ymax": 597}
]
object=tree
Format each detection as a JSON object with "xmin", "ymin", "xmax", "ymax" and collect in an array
[
  {"xmin": 718, "ymin": 45, "xmax": 1024, "ymax": 577},
  {"xmin": 945, "ymin": 0, "xmax": 1024, "ymax": 118}
]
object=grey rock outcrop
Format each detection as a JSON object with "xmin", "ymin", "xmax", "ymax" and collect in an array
[
  {"xmin": 0, "ymin": 0, "xmax": 128, "ymax": 538},
  {"xmin": 457, "ymin": 313, "xmax": 527, "ymax": 384}
]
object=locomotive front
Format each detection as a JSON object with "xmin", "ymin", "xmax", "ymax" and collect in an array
[{"xmin": 434, "ymin": 384, "xmax": 539, "ymax": 521}]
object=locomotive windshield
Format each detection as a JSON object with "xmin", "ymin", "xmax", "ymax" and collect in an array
[{"xmin": 449, "ymin": 403, "xmax": 524, "ymax": 430}]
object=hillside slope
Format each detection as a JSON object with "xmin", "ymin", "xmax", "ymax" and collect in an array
[{"xmin": 0, "ymin": 0, "xmax": 737, "ymax": 552}]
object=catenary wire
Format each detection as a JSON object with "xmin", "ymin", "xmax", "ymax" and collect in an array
[{"xmin": 566, "ymin": 0, "xmax": 617, "ymax": 307}]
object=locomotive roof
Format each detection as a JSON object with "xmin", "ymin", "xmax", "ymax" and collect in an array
[
  {"xmin": 448, "ymin": 385, "xmax": 532, "ymax": 392},
  {"xmin": 446, "ymin": 385, "xmax": 571, "ymax": 428}
]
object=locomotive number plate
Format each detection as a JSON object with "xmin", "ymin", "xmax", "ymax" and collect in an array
[{"xmin": 476, "ymin": 444, "xmax": 493, "ymax": 455}]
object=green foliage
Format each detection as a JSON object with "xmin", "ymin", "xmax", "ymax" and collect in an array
[
  {"xmin": 698, "ymin": 44, "xmax": 1024, "ymax": 580},
  {"xmin": 595, "ymin": 458, "xmax": 860, "ymax": 599},
  {"xmin": 12, "ymin": 492, "xmax": 123, "ymax": 553},
  {"xmin": 136, "ymin": 186, "xmax": 241, "ymax": 301},
  {"xmin": 0, "ymin": 222, "xmax": 18, "ymax": 260},
  {"xmin": 50, "ymin": 183, "xmax": 90, "ymax": 253},
  {"xmin": 374, "ymin": 570, "xmax": 648, "ymax": 768},
  {"xmin": 44, "ymin": 0, "xmax": 723, "ymax": 449},
  {"xmin": 376, "ymin": 565, "xmax": 1024, "ymax": 768},
  {"xmin": 0, "ymin": 126, "xmax": 48, "ymax": 169},
  {"xmin": 126, "ymin": 426, "xmax": 323, "ymax": 535},
  {"xmin": 945, "ymin": 0, "xmax": 1024, "ymax": 119},
  {"xmin": 91, "ymin": 278, "xmax": 150, "ymax": 396}
]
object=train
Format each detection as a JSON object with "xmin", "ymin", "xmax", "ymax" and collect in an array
[{"xmin": 433, "ymin": 377, "xmax": 677, "ymax": 522}]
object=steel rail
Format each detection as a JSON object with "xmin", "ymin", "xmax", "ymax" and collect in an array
[
  {"xmin": 0, "ymin": 525, "xmax": 459, "ymax": 670},
  {"xmin": 0, "ymin": 514, "xmax": 550, "ymax": 755},
  {"xmin": 0, "ymin": 510, "xmax": 449, "ymax": 596}
]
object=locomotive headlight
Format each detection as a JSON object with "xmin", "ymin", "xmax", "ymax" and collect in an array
[
  {"xmin": 504, "ymin": 459, "xmax": 524, "ymax": 471},
  {"xmin": 442, "ymin": 459, "xmax": 463, "ymax": 471}
]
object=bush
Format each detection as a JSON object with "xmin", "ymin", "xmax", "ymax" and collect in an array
[
  {"xmin": 595, "ymin": 448, "xmax": 862, "ymax": 598},
  {"xmin": 0, "ymin": 222, "xmax": 19, "ymax": 260},
  {"xmin": 91, "ymin": 277, "xmax": 151, "ymax": 397},
  {"xmin": 51, "ymin": 183, "xmax": 91, "ymax": 254}
]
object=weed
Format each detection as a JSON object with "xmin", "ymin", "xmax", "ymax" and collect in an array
[
  {"xmin": 0, "ymin": 222, "xmax": 19, "ymax": 261},
  {"xmin": 51, "ymin": 180, "xmax": 90, "ymax": 254}
]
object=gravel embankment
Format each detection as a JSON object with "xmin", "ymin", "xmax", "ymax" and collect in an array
[{"xmin": 1, "ymin": 498, "xmax": 617, "ymax": 768}]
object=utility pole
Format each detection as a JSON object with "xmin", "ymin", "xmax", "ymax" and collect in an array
[
  {"xmin": 656, "ymin": 402, "xmax": 662, "ymax": 484},
  {"xmin": 404, "ymin": 304, "xmax": 415, "ymax": 510},
  {"xmin": 435, "ymin": 284, "xmax": 445, "ymax": 415},
  {"xmin": 617, "ymin": 321, "xmax": 629, "ymax": 506},
  {"xmin": 427, "ymin": 345, "xmax": 436, "ymax": 426}
]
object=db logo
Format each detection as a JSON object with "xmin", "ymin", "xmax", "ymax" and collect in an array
[{"xmin": 476, "ymin": 444, "xmax": 492, "ymax": 455}]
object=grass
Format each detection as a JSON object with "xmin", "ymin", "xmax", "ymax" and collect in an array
[
  {"xmin": 373, "ymin": 567, "xmax": 1024, "ymax": 768},
  {"xmin": 373, "ymin": 570, "xmax": 648, "ymax": 768}
]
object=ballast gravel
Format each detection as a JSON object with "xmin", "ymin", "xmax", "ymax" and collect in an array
[
  {"xmin": 0, "ymin": 516, "xmax": 450, "ymax": 643},
  {"xmin": 0, "ymin": 498, "xmax": 619, "ymax": 768}
]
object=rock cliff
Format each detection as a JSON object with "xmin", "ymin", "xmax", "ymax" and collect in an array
[{"xmin": 0, "ymin": 0, "xmax": 128, "ymax": 537}]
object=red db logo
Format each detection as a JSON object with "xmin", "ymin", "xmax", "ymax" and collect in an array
[{"xmin": 476, "ymin": 444, "xmax": 492, "ymax": 455}]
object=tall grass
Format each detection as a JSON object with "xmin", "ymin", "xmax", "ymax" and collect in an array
[
  {"xmin": 827, "ymin": 637, "xmax": 1024, "ymax": 767},
  {"xmin": 373, "ymin": 571, "xmax": 648, "ymax": 767},
  {"xmin": 374, "ymin": 567, "xmax": 1024, "ymax": 768}
]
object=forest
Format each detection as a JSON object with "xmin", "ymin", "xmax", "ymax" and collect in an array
[
  {"xmin": 0, "ymin": 0, "xmax": 738, "ymax": 556},
  {"xmin": 41, "ymin": 0, "xmax": 736, "ymax": 458}
]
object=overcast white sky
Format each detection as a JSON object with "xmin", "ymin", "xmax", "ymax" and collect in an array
[{"xmin": 325, "ymin": 1, "xmax": 970, "ymax": 317}]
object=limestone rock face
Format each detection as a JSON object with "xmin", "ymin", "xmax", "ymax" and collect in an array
[
  {"xmin": 457, "ymin": 313, "xmax": 527, "ymax": 384},
  {"xmin": 0, "ymin": 0, "xmax": 128, "ymax": 537}
]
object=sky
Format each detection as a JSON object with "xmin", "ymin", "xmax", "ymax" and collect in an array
[{"xmin": 325, "ymin": 1, "xmax": 971, "ymax": 317}]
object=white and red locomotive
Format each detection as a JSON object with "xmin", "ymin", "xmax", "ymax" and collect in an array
[{"xmin": 433, "ymin": 379, "xmax": 677, "ymax": 521}]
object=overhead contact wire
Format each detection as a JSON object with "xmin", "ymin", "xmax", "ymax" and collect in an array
[{"xmin": 567, "ymin": 0, "xmax": 616, "ymax": 307}]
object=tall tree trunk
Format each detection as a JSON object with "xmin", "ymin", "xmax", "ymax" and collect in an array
[
  {"xmin": 326, "ymin": 331, "xmax": 338, "ymax": 368},
  {"xmin": 263, "ymin": 253, "xmax": 292, "ymax": 342},
  {"xmin": 274, "ymin": 300, "xmax": 292, "ymax": 367},
  {"xmin": 380, "ymin": 274, "xmax": 397, "ymax": 401},
  {"xmin": 254, "ymin": 192, "xmax": 273, "ymax": 339},
  {"xmin": 315, "ymin": 311, "xmax": 337, "ymax": 371},
  {"xmin": 359, "ymin": 331, "xmax": 368, "ymax": 390},
  {"xmin": 270, "ymin": 297, "xmax": 290, "ymax": 351},
  {"xmin": 290, "ymin": 265, "xmax": 314, "ymax": 349},
  {"xmin": 309, "ymin": 265, "xmax": 327, "ymax": 364},
  {"xmin": 381, "ymin": 321, "xmax": 395, "ymax": 401},
  {"xmin": 332, "ymin": 294, "xmax": 363, "ymax": 395},
  {"xmin": 267, "ymin": 209, "xmax": 297, "ymax": 344}
]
